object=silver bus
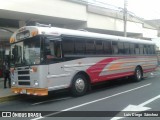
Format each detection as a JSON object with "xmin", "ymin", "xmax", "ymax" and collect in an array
[{"xmin": 10, "ymin": 24, "xmax": 158, "ymax": 96}]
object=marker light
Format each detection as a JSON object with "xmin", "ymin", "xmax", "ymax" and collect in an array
[
  {"xmin": 32, "ymin": 67, "xmax": 37, "ymax": 72},
  {"xmin": 10, "ymin": 37, "xmax": 15, "ymax": 43},
  {"xmin": 31, "ymin": 30, "xmax": 38, "ymax": 37}
]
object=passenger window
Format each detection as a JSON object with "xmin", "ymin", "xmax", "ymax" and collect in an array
[
  {"xmin": 135, "ymin": 44, "xmax": 140, "ymax": 54},
  {"xmin": 112, "ymin": 41, "xmax": 118, "ymax": 54},
  {"xmin": 118, "ymin": 42, "xmax": 124, "ymax": 54},
  {"xmin": 139, "ymin": 44, "xmax": 144, "ymax": 54},
  {"xmin": 75, "ymin": 39, "xmax": 85, "ymax": 54},
  {"xmin": 104, "ymin": 40, "xmax": 112, "ymax": 54},
  {"xmin": 95, "ymin": 40, "xmax": 103, "ymax": 54},
  {"xmin": 129, "ymin": 44, "xmax": 135, "ymax": 54},
  {"xmin": 124, "ymin": 43, "xmax": 130, "ymax": 54},
  {"xmin": 62, "ymin": 38, "xmax": 74, "ymax": 55},
  {"xmin": 86, "ymin": 40, "xmax": 95, "ymax": 54},
  {"xmin": 143, "ymin": 45, "xmax": 148, "ymax": 54},
  {"xmin": 45, "ymin": 41, "xmax": 62, "ymax": 59}
]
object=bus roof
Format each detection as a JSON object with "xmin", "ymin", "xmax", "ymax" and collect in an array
[{"xmin": 10, "ymin": 26, "xmax": 155, "ymax": 45}]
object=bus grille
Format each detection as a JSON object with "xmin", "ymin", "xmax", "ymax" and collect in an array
[
  {"xmin": 18, "ymin": 82, "xmax": 30, "ymax": 85},
  {"xmin": 18, "ymin": 76, "xmax": 30, "ymax": 80},
  {"xmin": 17, "ymin": 67, "xmax": 30, "ymax": 86}
]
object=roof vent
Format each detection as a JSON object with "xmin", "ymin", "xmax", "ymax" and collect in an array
[
  {"xmin": 36, "ymin": 23, "xmax": 51, "ymax": 28},
  {"xmin": 77, "ymin": 29, "xmax": 88, "ymax": 32}
]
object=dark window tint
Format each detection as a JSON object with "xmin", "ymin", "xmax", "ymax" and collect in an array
[
  {"xmin": 75, "ymin": 39, "xmax": 85, "ymax": 54},
  {"xmin": 139, "ymin": 44, "xmax": 144, "ymax": 54},
  {"xmin": 112, "ymin": 41, "xmax": 118, "ymax": 54},
  {"xmin": 135, "ymin": 44, "xmax": 140, "ymax": 54},
  {"xmin": 62, "ymin": 38, "xmax": 74, "ymax": 54},
  {"xmin": 104, "ymin": 40, "xmax": 112, "ymax": 54},
  {"xmin": 148, "ymin": 45, "xmax": 155, "ymax": 54},
  {"xmin": 130, "ymin": 43, "xmax": 135, "ymax": 54},
  {"xmin": 124, "ymin": 42, "xmax": 130, "ymax": 54},
  {"xmin": 152, "ymin": 45, "xmax": 156, "ymax": 54},
  {"xmin": 118, "ymin": 42, "xmax": 124, "ymax": 54},
  {"xmin": 86, "ymin": 40, "xmax": 95, "ymax": 54},
  {"xmin": 95, "ymin": 40, "xmax": 103, "ymax": 54},
  {"xmin": 143, "ymin": 45, "xmax": 148, "ymax": 54}
]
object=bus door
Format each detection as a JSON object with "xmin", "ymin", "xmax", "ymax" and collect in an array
[{"xmin": 44, "ymin": 36, "xmax": 67, "ymax": 87}]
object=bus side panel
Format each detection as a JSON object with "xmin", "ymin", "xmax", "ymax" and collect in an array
[
  {"xmin": 46, "ymin": 56, "xmax": 158, "ymax": 91},
  {"xmin": 38, "ymin": 65, "xmax": 49, "ymax": 88},
  {"xmin": 86, "ymin": 56, "xmax": 158, "ymax": 83}
]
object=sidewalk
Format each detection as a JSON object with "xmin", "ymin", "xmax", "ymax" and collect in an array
[{"xmin": 0, "ymin": 78, "xmax": 17, "ymax": 102}]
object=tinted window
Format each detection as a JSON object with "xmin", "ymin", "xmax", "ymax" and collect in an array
[
  {"xmin": 86, "ymin": 40, "xmax": 95, "ymax": 54},
  {"xmin": 139, "ymin": 44, "xmax": 144, "ymax": 54},
  {"xmin": 112, "ymin": 41, "xmax": 118, "ymax": 54},
  {"xmin": 135, "ymin": 44, "xmax": 140, "ymax": 54},
  {"xmin": 41, "ymin": 37, "xmax": 63, "ymax": 64},
  {"xmin": 95, "ymin": 40, "xmax": 103, "ymax": 54},
  {"xmin": 124, "ymin": 42, "xmax": 130, "ymax": 54},
  {"xmin": 118, "ymin": 42, "xmax": 124, "ymax": 54},
  {"xmin": 62, "ymin": 38, "xmax": 74, "ymax": 54},
  {"xmin": 143, "ymin": 45, "xmax": 148, "ymax": 54},
  {"xmin": 152, "ymin": 45, "xmax": 156, "ymax": 54},
  {"xmin": 130, "ymin": 43, "xmax": 135, "ymax": 54},
  {"xmin": 104, "ymin": 40, "xmax": 112, "ymax": 54},
  {"xmin": 75, "ymin": 39, "xmax": 85, "ymax": 54},
  {"xmin": 148, "ymin": 45, "xmax": 155, "ymax": 54}
]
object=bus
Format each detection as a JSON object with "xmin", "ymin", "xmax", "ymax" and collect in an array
[{"xmin": 10, "ymin": 23, "xmax": 158, "ymax": 96}]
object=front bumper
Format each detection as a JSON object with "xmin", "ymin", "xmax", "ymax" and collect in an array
[{"xmin": 11, "ymin": 87, "xmax": 48, "ymax": 96}]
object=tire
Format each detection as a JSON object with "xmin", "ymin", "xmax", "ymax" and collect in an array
[
  {"xmin": 71, "ymin": 74, "xmax": 88, "ymax": 97},
  {"xmin": 133, "ymin": 66, "xmax": 143, "ymax": 82}
]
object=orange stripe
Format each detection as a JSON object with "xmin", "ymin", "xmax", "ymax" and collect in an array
[
  {"xmin": 108, "ymin": 66, "xmax": 135, "ymax": 71},
  {"xmin": 108, "ymin": 62, "xmax": 124, "ymax": 70},
  {"xmin": 108, "ymin": 59, "xmax": 157, "ymax": 71}
]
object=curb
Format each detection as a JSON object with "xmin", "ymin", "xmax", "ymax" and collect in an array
[
  {"xmin": 0, "ymin": 95, "xmax": 19, "ymax": 103},
  {"xmin": 0, "ymin": 94, "xmax": 30, "ymax": 103}
]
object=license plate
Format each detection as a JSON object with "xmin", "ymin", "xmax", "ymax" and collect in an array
[{"xmin": 22, "ymin": 89, "xmax": 26, "ymax": 94}]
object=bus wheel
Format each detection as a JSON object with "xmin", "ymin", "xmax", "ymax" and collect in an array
[
  {"xmin": 134, "ymin": 66, "xmax": 143, "ymax": 82},
  {"xmin": 71, "ymin": 74, "xmax": 88, "ymax": 97}
]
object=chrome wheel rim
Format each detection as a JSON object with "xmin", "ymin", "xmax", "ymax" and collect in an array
[
  {"xmin": 136, "ymin": 69, "xmax": 141, "ymax": 80},
  {"xmin": 75, "ymin": 78, "xmax": 85, "ymax": 92}
]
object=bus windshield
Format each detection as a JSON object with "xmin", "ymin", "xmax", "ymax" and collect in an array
[{"xmin": 11, "ymin": 36, "xmax": 41, "ymax": 66}]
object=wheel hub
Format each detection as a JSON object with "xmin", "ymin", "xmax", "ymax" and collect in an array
[{"xmin": 75, "ymin": 78, "xmax": 85, "ymax": 92}]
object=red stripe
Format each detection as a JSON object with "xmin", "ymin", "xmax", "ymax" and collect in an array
[
  {"xmin": 86, "ymin": 57, "xmax": 157, "ymax": 83},
  {"xmin": 86, "ymin": 58, "xmax": 119, "ymax": 82}
]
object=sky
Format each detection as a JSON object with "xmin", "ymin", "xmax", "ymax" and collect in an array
[{"xmin": 92, "ymin": 0, "xmax": 160, "ymax": 20}]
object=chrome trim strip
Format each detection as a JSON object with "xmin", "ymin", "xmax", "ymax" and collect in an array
[
  {"xmin": 47, "ymin": 73, "xmax": 70, "ymax": 78},
  {"xmin": 48, "ymin": 84, "xmax": 69, "ymax": 90}
]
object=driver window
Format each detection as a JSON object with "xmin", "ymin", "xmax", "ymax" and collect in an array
[
  {"xmin": 11, "ymin": 44, "xmax": 23, "ymax": 64},
  {"xmin": 45, "ymin": 40, "xmax": 62, "ymax": 60}
]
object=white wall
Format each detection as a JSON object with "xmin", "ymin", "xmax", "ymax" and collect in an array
[
  {"xmin": 87, "ymin": 13, "xmax": 143, "ymax": 34},
  {"xmin": 0, "ymin": 0, "xmax": 87, "ymax": 21},
  {"xmin": 87, "ymin": 13, "xmax": 116, "ymax": 30},
  {"xmin": 143, "ymin": 28, "xmax": 158, "ymax": 38}
]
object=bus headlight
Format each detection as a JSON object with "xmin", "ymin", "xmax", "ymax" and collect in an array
[
  {"xmin": 34, "ymin": 80, "xmax": 39, "ymax": 86},
  {"xmin": 12, "ymin": 81, "xmax": 16, "ymax": 86}
]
